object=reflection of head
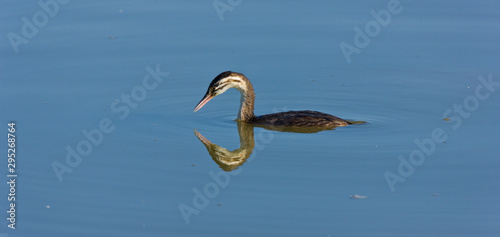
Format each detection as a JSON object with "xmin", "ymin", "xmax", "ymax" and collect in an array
[{"xmin": 195, "ymin": 121, "xmax": 254, "ymax": 172}]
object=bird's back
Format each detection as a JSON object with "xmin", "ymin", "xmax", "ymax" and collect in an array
[{"xmin": 250, "ymin": 110, "xmax": 350, "ymax": 127}]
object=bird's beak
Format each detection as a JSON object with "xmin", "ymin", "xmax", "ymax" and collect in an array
[{"xmin": 194, "ymin": 93, "xmax": 213, "ymax": 112}]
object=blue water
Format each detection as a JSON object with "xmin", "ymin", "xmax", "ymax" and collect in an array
[{"xmin": 1, "ymin": 1, "xmax": 500, "ymax": 236}]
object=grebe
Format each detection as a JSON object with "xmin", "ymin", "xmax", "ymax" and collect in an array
[{"xmin": 194, "ymin": 71, "xmax": 351, "ymax": 128}]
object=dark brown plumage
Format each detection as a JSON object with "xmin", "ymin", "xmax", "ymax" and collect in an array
[{"xmin": 251, "ymin": 110, "xmax": 350, "ymax": 127}]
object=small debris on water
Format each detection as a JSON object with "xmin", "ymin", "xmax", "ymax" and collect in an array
[{"xmin": 350, "ymin": 194, "xmax": 368, "ymax": 199}]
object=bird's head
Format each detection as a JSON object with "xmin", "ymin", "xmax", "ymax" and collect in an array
[{"xmin": 194, "ymin": 71, "xmax": 248, "ymax": 112}]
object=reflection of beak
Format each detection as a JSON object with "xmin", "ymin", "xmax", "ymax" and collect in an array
[
  {"xmin": 194, "ymin": 130, "xmax": 212, "ymax": 145},
  {"xmin": 194, "ymin": 93, "xmax": 213, "ymax": 112}
]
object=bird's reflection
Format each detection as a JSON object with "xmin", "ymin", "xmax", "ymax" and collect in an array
[
  {"xmin": 195, "ymin": 121, "xmax": 363, "ymax": 171},
  {"xmin": 194, "ymin": 121, "xmax": 255, "ymax": 171}
]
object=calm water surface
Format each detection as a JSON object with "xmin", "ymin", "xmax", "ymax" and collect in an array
[{"xmin": 1, "ymin": 1, "xmax": 499, "ymax": 236}]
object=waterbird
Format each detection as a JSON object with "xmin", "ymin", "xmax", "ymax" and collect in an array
[{"xmin": 194, "ymin": 71, "xmax": 351, "ymax": 128}]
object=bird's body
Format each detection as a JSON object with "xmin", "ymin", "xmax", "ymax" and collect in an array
[
  {"xmin": 250, "ymin": 110, "xmax": 349, "ymax": 127},
  {"xmin": 194, "ymin": 71, "xmax": 351, "ymax": 128}
]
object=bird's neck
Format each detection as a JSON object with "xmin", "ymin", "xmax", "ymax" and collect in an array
[{"xmin": 236, "ymin": 79, "xmax": 256, "ymax": 121}]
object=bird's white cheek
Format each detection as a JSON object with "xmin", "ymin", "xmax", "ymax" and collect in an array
[{"xmin": 216, "ymin": 87, "xmax": 230, "ymax": 95}]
